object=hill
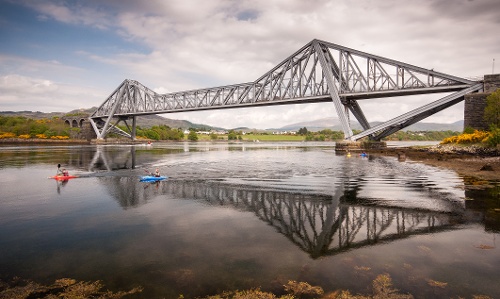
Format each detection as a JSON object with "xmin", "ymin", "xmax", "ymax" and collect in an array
[
  {"xmin": 272, "ymin": 117, "xmax": 463, "ymax": 132},
  {"xmin": 1, "ymin": 109, "xmax": 463, "ymax": 133},
  {"xmin": 0, "ymin": 109, "xmax": 223, "ymax": 131}
]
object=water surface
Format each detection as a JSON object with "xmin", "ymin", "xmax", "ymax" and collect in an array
[{"xmin": 0, "ymin": 142, "xmax": 499, "ymax": 298}]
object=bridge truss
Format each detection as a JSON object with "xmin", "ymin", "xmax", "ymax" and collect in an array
[{"xmin": 90, "ymin": 39, "xmax": 482, "ymax": 140}]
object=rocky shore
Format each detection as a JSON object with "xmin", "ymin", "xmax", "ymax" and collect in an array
[{"xmin": 368, "ymin": 144, "xmax": 500, "ymax": 182}]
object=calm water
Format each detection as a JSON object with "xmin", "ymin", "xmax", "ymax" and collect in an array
[{"xmin": 0, "ymin": 142, "xmax": 499, "ymax": 298}]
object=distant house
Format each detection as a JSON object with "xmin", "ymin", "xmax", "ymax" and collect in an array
[{"xmin": 272, "ymin": 131, "xmax": 297, "ymax": 135}]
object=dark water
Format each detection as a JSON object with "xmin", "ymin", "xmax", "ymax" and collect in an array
[{"xmin": 0, "ymin": 142, "xmax": 499, "ymax": 298}]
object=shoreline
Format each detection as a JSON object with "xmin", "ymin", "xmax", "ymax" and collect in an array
[
  {"xmin": 366, "ymin": 145, "xmax": 500, "ymax": 183},
  {"xmin": 0, "ymin": 138, "xmax": 91, "ymax": 145}
]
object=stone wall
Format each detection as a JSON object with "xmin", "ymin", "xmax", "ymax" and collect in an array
[
  {"xmin": 464, "ymin": 93, "xmax": 489, "ymax": 131},
  {"xmin": 464, "ymin": 74, "xmax": 500, "ymax": 131},
  {"xmin": 62, "ymin": 116, "xmax": 97, "ymax": 141},
  {"xmin": 80, "ymin": 121, "xmax": 97, "ymax": 141},
  {"xmin": 484, "ymin": 74, "xmax": 500, "ymax": 93}
]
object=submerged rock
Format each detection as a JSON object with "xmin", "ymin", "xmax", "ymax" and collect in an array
[{"xmin": 480, "ymin": 164, "xmax": 494, "ymax": 171}]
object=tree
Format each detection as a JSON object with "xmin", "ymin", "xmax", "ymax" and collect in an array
[
  {"xmin": 187, "ymin": 130, "xmax": 198, "ymax": 141},
  {"xmin": 298, "ymin": 127, "xmax": 308, "ymax": 135},
  {"xmin": 484, "ymin": 88, "xmax": 500, "ymax": 128},
  {"xmin": 227, "ymin": 130, "xmax": 238, "ymax": 140}
]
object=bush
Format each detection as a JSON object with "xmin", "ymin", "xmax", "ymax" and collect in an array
[
  {"xmin": 188, "ymin": 130, "xmax": 198, "ymax": 141},
  {"xmin": 0, "ymin": 132, "xmax": 16, "ymax": 139},
  {"xmin": 484, "ymin": 88, "xmax": 500, "ymax": 127},
  {"xmin": 227, "ymin": 131, "xmax": 238, "ymax": 140},
  {"xmin": 486, "ymin": 127, "xmax": 500, "ymax": 146},
  {"xmin": 463, "ymin": 126, "xmax": 475, "ymax": 134},
  {"xmin": 441, "ymin": 130, "xmax": 490, "ymax": 144}
]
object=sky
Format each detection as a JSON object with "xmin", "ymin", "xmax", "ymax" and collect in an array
[{"xmin": 0, "ymin": 0, "xmax": 499, "ymax": 129}]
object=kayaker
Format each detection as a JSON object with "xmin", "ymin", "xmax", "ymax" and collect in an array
[{"xmin": 154, "ymin": 168, "xmax": 160, "ymax": 177}]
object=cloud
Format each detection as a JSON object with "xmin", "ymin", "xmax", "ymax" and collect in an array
[
  {"xmin": 2, "ymin": 0, "xmax": 499, "ymax": 129},
  {"xmin": 0, "ymin": 74, "xmax": 105, "ymax": 112}
]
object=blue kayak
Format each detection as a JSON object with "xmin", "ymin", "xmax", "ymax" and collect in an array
[{"xmin": 139, "ymin": 175, "xmax": 168, "ymax": 182}]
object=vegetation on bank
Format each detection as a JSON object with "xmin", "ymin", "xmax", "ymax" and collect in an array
[
  {"xmin": 189, "ymin": 129, "xmax": 458, "ymax": 142},
  {"xmin": 0, "ymin": 277, "xmax": 142, "ymax": 298},
  {"xmin": 0, "ymin": 116, "xmax": 71, "ymax": 140},
  {"xmin": 2, "ymin": 273, "xmax": 494, "ymax": 299},
  {"xmin": 133, "ymin": 125, "xmax": 184, "ymax": 141},
  {"xmin": 441, "ymin": 89, "xmax": 500, "ymax": 147}
]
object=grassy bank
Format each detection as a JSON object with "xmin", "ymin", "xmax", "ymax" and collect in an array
[{"xmin": 187, "ymin": 134, "xmax": 306, "ymax": 142}]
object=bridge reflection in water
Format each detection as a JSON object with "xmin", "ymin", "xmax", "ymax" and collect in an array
[{"xmin": 97, "ymin": 174, "xmax": 464, "ymax": 259}]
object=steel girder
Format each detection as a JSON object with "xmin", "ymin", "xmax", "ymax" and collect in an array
[{"xmin": 90, "ymin": 39, "xmax": 480, "ymax": 140}]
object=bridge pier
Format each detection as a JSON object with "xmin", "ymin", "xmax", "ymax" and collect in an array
[
  {"xmin": 335, "ymin": 141, "xmax": 386, "ymax": 152},
  {"xmin": 464, "ymin": 74, "xmax": 500, "ymax": 131}
]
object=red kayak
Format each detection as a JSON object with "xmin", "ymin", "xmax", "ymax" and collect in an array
[{"xmin": 50, "ymin": 175, "xmax": 78, "ymax": 181}]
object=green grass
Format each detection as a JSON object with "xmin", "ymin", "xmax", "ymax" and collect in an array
[{"xmin": 182, "ymin": 134, "xmax": 305, "ymax": 142}]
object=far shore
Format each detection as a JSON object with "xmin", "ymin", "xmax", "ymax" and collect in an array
[{"xmin": 0, "ymin": 138, "xmax": 91, "ymax": 145}]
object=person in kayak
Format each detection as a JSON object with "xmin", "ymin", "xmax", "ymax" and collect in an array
[
  {"xmin": 57, "ymin": 164, "xmax": 69, "ymax": 176},
  {"xmin": 153, "ymin": 168, "xmax": 160, "ymax": 177}
]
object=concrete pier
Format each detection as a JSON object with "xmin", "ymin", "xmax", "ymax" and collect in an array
[{"xmin": 335, "ymin": 141, "xmax": 387, "ymax": 152}]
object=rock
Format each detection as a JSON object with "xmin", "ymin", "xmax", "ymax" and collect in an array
[
  {"xmin": 480, "ymin": 164, "xmax": 494, "ymax": 171},
  {"xmin": 397, "ymin": 152, "xmax": 406, "ymax": 161}
]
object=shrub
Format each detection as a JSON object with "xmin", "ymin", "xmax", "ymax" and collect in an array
[
  {"xmin": 441, "ymin": 130, "xmax": 490, "ymax": 144},
  {"xmin": 188, "ymin": 130, "xmax": 198, "ymax": 141},
  {"xmin": 18, "ymin": 134, "xmax": 31, "ymax": 139},
  {"xmin": 486, "ymin": 127, "xmax": 500, "ymax": 147},
  {"xmin": 0, "ymin": 132, "xmax": 16, "ymax": 139},
  {"xmin": 463, "ymin": 126, "xmax": 475, "ymax": 134},
  {"xmin": 484, "ymin": 88, "xmax": 500, "ymax": 127}
]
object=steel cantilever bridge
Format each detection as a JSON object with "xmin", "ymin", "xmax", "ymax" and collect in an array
[{"xmin": 89, "ymin": 39, "xmax": 483, "ymax": 141}]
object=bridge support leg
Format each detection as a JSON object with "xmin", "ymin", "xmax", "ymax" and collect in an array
[
  {"xmin": 346, "ymin": 100, "xmax": 370, "ymax": 130},
  {"xmin": 314, "ymin": 42, "xmax": 354, "ymax": 140},
  {"xmin": 89, "ymin": 118, "xmax": 102, "ymax": 139},
  {"xmin": 131, "ymin": 116, "xmax": 136, "ymax": 140}
]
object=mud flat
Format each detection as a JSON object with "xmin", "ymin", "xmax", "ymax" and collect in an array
[{"xmin": 367, "ymin": 144, "xmax": 500, "ymax": 183}]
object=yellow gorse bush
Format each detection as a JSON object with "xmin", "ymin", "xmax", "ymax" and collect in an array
[
  {"xmin": 18, "ymin": 134, "xmax": 31, "ymax": 139},
  {"xmin": 50, "ymin": 135, "xmax": 69, "ymax": 140},
  {"xmin": 0, "ymin": 132, "xmax": 16, "ymax": 139},
  {"xmin": 441, "ymin": 130, "xmax": 491, "ymax": 144},
  {"xmin": 36, "ymin": 134, "xmax": 48, "ymax": 139}
]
